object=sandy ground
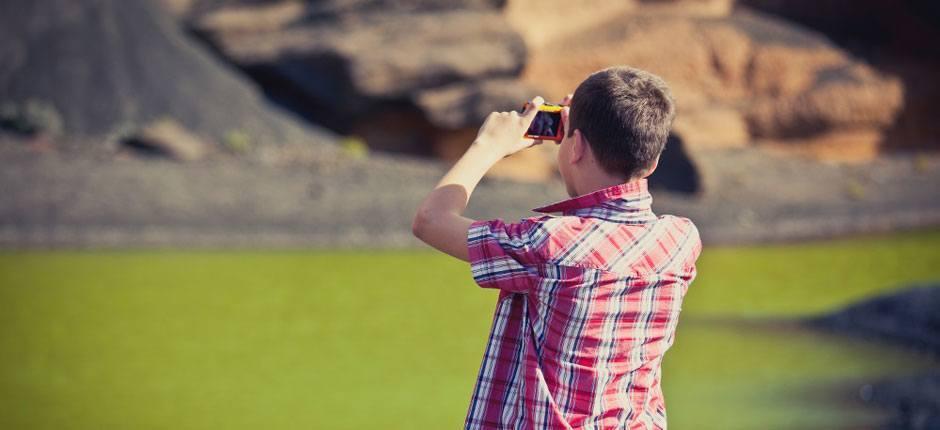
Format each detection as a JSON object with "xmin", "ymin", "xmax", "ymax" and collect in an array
[{"xmin": 1, "ymin": 142, "xmax": 939, "ymax": 250}]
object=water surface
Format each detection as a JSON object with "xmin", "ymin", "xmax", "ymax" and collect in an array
[{"xmin": 1, "ymin": 230, "xmax": 938, "ymax": 428}]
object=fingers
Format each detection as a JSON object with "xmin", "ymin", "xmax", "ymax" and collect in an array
[
  {"xmin": 522, "ymin": 96, "xmax": 545, "ymax": 121},
  {"xmin": 520, "ymin": 138, "xmax": 542, "ymax": 151},
  {"xmin": 561, "ymin": 105, "xmax": 570, "ymax": 132},
  {"xmin": 561, "ymin": 93, "xmax": 573, "ymax": 106}
]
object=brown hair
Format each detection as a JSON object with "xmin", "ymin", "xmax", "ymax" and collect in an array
[{"xmin": 568, "ymin": 66, "xmax": 676, "ymax": 179}]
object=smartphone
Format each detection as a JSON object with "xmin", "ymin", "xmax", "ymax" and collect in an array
[{"xmin": 523, "ymin": 103, "xmax": 565, "ymax": 141}]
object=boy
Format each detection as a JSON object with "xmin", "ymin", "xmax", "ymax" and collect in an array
[{"xmin": 412, "ymin": 66, "xmax": 702, "ymax": 429}]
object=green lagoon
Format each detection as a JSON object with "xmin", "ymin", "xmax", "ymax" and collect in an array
[{"xmin": 2, "ymin": 229, "xmax": 939, "ymax": 429}]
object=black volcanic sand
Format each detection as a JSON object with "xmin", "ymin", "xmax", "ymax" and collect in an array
[{"xmin": 1, "ymin": 140, "xmax": 940, "ymax": 249}]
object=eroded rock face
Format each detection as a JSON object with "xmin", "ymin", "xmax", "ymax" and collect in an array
[
  {"xmin": 516, "ymin": 6, "xmax": 904, "ymax": 165},
  {"xmin": 741, "ymin": 0, "xmax": 940, "ymax": 151},
  {"xmin": 194, "ymin": 2, "xmax": 526, "ymax": 121},
  {"xmin": 179, "ymin": 0, "xmax": 912, "ymax": 186},
  {"xmin": 415, "ymin": 78, "xmax": 539, "ymax": 130},
  {"xmin": 188, "ymin": 0, "xmax": 506, "ymax": 18},
  {"xmin": 0, "ymin": 0, "xmax": 336, "ymax": 159},
  {"xmin": 746, "ymin": 64, "xmax": 903, "ymax": 138},
  {"xmin": 189, "ymin": 0, "xmax": 548, "ymax": 182},
  {"xmin": 672, "ymin": 107, "xmax": 749, "ymax": 150}
]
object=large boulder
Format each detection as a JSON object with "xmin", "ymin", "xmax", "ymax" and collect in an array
[
  {"xmin": 745, "ymin": 63, "xmax": 902, "ymax": 138},
  {"xmin": 741, "ymin": 0, "xmax": 940, "ymax": 151},
  {"xmin": 513, "ymin": 4, "xmax": 904, "ymax": 167},
  {"xmin": 415, "ymin": 78, "xmax": 553, "ymax": 183},
  {"xmin": 184, "ymin": 0, "xmax": 506, "ymax": 18},
  {"xmin": 190, "ymin": 0, "xmax": 547, "ymax": 182},
  {"xmin": 193, "ymin": 2, "xmax": 526, "ymax": 121},
  {"xmin": 0, "ymin": 0, "xmax": 337, "ymax": 160},
  {"xmin": 414, "ymin": 78, "xmax": 539, "ymax": 130}
]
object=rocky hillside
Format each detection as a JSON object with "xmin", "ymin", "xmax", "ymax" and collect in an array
[
  {"xmin": 2, "ymin": 0, "xmax": 938, "ymax": 249},
  {"xmin": 0, "ymin": 0, "xmax": 337, "ymax": 164}
]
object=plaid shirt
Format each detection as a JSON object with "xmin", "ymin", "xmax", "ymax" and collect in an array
[{"xmin": 464, "ymin": 178, "xmax": 701, "ymax": 430}]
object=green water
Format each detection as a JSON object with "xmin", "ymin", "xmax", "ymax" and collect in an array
[{"xmin": 1, "ymin": 229, "xmax": 939, "ymax": 429}]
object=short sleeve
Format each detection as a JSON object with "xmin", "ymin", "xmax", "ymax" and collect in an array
[
  {"xmin": 467, "ymin": 218, "xmax": 541, "ymax": 293},
  {"xmin": 680, "ymin": 220, "xmax": 702, "ymax": 283}
]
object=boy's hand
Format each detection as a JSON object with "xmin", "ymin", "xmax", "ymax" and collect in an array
[{"xmin": 472, "ymin": 96, "xmax": 544, "ymax": 158}]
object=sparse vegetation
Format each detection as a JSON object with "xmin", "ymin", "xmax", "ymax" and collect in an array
[
  {"xmin": 223, "ymin": 130, "xmax": 252, "ymax": 154},
  {"xmin": 339, "ymin": 135, "xmax": 369, "ymax": 159},
  {"xmin": 913, "ymin": 153, "xmax": 931, "ymax": 173},
  {"xmin": 845, "ymin": 178, "xmax": 868, "ymax": 200},
  {"xmin": 0, "ymin": 99, "xmax": 63, "ymax": 136}
]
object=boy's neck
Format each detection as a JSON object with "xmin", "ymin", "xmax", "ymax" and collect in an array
[{"xmin": 573, "ymin": 173, "xmax": 639, "ymax": 197}]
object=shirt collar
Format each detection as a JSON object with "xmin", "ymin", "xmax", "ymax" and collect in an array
[{"xmin": 532, "ymin": 178, "xmax": 656, "ymax": 223}]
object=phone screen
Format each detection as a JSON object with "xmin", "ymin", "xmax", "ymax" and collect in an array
[{"xmin": 527, "ymin": 111, "xmax": 561, "ymax": 138}]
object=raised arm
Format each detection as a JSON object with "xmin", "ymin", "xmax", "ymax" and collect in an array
[{"xmin": 412, "ymin": 96, "xmax": 545, "ymax": 261}]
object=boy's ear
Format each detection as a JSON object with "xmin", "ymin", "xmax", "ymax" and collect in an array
[
  {"xmin": 639, "ymin": 155, "xmax": 660, "ymax": 178},
  {"xmin": 571, "ymin": 129, "xmax": 586, "ymax": 164}
]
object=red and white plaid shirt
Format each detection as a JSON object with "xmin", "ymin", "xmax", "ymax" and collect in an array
[{"xmin": 465, "ymin": 178, "xmax": 701, "ymax": 429}]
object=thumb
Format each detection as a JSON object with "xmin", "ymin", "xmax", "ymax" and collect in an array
[{"xmin": 522, "ymin": 96, "xmax": 545, "ymax": 122}]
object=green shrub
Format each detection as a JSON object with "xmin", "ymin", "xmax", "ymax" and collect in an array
[
  {"xmin": 845, "ymin": 178, "xmax": 867, "ymax": 200},
  {"xmin": 339, "ymin": 135, "xmax": 369, "ymax": 159},
  {"xmin": 223, "ymin": 130, "xmax": 252, "ymax": 154}
]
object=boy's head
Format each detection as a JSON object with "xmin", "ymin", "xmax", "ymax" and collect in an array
[{"xmin": 557, "ymin": 66, "xmax": 675, "ymax": 196}]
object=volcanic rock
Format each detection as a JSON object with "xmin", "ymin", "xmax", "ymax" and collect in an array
[
  {"xmin": 194, "ymin": 3, "xmax": 526, "ymax": 120},
  {"xmin": 122, "ymin": 119, "xmax": 212, "ymax": 161},
  {"xmin": 745, "ymin": 63, "xmax": 903, "ymax": 139},
  {"xmin": 810, "ymin": 282, "xmax": 940, "ymax": 355},
  {"xmin": 741, "ymin": 0, "xmax": 940, "ymax": 151},
  {"xmin": 414, "ymin": 78, "xmax": 540, "ymax": 130},
  {"xmin": 515, "ymin": 6, "xmax": 904, "ymax": 164},
  {"xmin": 810, "ymin": 282, "xmax": 940, "ymax": 429},
  {"xmin": 0, "ymin": 0, "xmax": 336, "ymax": 159}
]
